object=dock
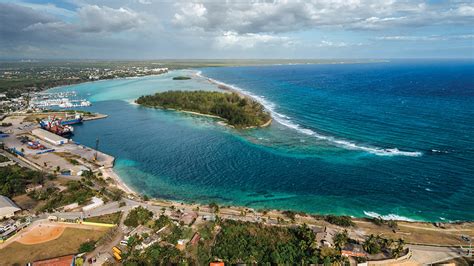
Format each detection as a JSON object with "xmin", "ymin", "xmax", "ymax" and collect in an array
[
  {"xmin": 0, "ymin": 112, "xmax": 114, "ymax": 177},
  {"xmin": 83, "ymin": 113, "xmax": 108, "ymax": 121}
]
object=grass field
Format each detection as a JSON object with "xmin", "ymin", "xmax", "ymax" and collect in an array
[
  {"xmin": 84, "ymin": 212, "xmax": 122, "ymax": 224},
  {"xmin": 0, "ymin": 227, "xmax": 109, "ymax": 265},
  {"xmin": 353, "ymin": 220, "xmax": 474, "ymax": 245}
]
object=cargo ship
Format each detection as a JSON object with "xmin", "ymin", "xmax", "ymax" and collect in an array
[
  {"xmin": 61, "ymin": 113, "xmax": 83, "ymax": 125},
  {"xmin": 39, "ymin": 116, "xmax": 74, "ymax": 137}
]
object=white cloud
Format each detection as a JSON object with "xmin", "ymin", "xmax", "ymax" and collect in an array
[
  {"xmin": 214, "ymin": 31, "xmax": 294, "ymax": 49},
  {"xmin": 375, "ymin": 34, "xmax": 474, "ymax": 41},
  {"xmin": 137, "ymin": 0, "xmax": 152, "ymax": 5},
  {"xmin": 78, "ymin": 5, "xmax": 144, "ymax": 33},
  {"xmin": 173, "ymin": 3, "xmax": 208, "ymax": 30},
  {"xmin": 172, "ymin": 0, "xmax": 474, "ymax": 33},
  {"xmin": 318, "ymin": 41, "xmax": 348, "ymax": 47}
]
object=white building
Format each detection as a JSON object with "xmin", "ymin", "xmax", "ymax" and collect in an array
[
  {"xmin": 82, "ymin": 197, "xmax": 104, "ymax": 211},
  {"xmin": 0, "ymin": 195, "xmax": 21, "ymax": 219},
  {"xmin": 32, "ymin": 128, "xmax": 68, "ymax": 145}
]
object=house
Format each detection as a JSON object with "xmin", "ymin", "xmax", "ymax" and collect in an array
[
  {"xmin": 25, "ymin": 184, "xmax": 43, "ymax": 193},
  {"xmin": 190, "ymin": 232, "xmax": 201, "ymax": 245},
  {"xmin": 82, "ymin": 197, "xmax": 104, "ymax": 211},
  {"xmin": 0, "ymin": 195, "xmax": 21, "ymax": 219},
  {"xmin": 202, "ymin": 214, "xmax": 216, "ymax": 222},
  {"xmin": 314, "ymin": 226, "xmax": 336, "ymax": 247},
  {"xmin": 62, "ymin": 202, "xmax": 79, "ymax": 211},
  {"xmin": 180, "ymin": 212, "xmax": 198, "ymax": 225},
  {"xmin": 176, "ymin": 239, "xmax": 187, "ymax": 251},
  {"xmin": 128, "ymin": 225, "xmax": 153, "ymax": 237},
  {"xmin": 342, "ymin": 243, "xmax": 367, "ymax": 258}
]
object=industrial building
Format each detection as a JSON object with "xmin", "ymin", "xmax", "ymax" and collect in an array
[
  {"xmin": 32, "ymin": 128, "xmax": 68, "ymax": 145},
  {"xmin": 0, "ymin": 195, "xmax": 21, "ymax": 219}
]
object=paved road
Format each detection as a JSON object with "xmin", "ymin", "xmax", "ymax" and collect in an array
[
  {"xmin": 0, "ymin": 150, "xmax": 38, "ymax": 170},
  {"xmin": 86, "ymin": 209, "xmax": 130, "ymax": 266}
]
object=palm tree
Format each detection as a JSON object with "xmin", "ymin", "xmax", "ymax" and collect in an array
[
  {"xmin": 363, "ymin": 234, "xmax": 381, "ymax": 255},
  {"xmin": 391, "ymin": 238, "xmax": 405, "ymax": 258},
  {"xmin": 333, "ymin": 230, "xmax": 349, "ymax": 250}
]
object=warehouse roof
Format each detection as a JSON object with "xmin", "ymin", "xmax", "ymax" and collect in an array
[
  {"xmin": 32, "ymin": 128, "xmax": 67, "ymax": 143},
  {"xmin": 0, "ymin": 195, "xmax": 21, "ymax": 216}
]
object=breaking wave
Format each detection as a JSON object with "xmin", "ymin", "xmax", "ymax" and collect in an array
[
  {"xmin": 363, "ymin": 211, "xmax": 417, "ymax": 222},
  {"xmin": 196, "ymin": 71, "xmax": 422, "ymax": 157}
]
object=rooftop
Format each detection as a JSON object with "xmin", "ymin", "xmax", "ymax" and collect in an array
[
  {"xmin": 0, "ymin": 195, "xmax": 20, "ymax": 209},
  {"xmin": 32, "ymin": 128, "xmax": 68, "ymax": 143},
  {"xmin": 32, "ymin": 254, "xmax": 75, "ymax": 266}
]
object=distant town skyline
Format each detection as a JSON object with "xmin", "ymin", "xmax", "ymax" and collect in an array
[{"xmin": 0, "ymin": 0, "xmax": 473, "ymax": 59}]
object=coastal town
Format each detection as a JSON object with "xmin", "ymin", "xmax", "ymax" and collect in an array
[
  {"xmin": 1, "ymin": 0, "xmax": 474, "ymax": 263},
  {"xmin": 0, "ymin": 64, "xmax": 472, "ymax": 265}
]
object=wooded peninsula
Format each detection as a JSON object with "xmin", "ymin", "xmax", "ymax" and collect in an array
[{"xmin": 136, "ymin": 90, "xmax": 272, "ymax": 128}]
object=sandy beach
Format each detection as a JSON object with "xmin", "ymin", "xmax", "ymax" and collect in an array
[{"xmin": 100, "ymin": 168, "xmax": 137, "ymax": 195}]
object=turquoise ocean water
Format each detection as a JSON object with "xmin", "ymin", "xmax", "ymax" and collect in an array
[{"xmin": 50, "ymin": 60, "xmax": 474, "ymax": 222}]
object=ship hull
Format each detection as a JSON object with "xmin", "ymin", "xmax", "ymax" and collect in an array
[{"xmin": 61, "ymin": 118, "xmax": 83, "ymax": 125}]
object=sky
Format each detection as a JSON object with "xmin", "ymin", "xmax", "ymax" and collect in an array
[{"xmin": 0, "ymin": 0, "xmax": 473, "ymax": 59}]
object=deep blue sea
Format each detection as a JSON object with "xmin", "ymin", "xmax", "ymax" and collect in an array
[{"xmin": 50, "ymin": 60, "xmax": 474, "ymax": 222}]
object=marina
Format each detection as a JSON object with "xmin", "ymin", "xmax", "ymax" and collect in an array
[{"xmin": 29, "ymin": 91, "xmax": 91, "ymax": 109}]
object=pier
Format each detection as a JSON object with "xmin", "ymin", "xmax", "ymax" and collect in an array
[{"xmin": 0, "ymin": 112, "xmax": 114, "ymax": 177}]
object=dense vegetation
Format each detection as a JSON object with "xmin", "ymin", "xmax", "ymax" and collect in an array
[
  {"xmin": 362, "ymin": 234, "xmax": 406, "ymax": 258},
  {"xmin": 324, "ymin": 215, "xmax": 355, "ymax": 227},
  {"xmin": 38, "ymin": 180, "xmax": 95, "ymax": 212},
  {"xmin": 206, "ymin": 220, "xmax": 347, "ymax": 264},
  {"xmin": 124, "ymin": 206, "xmax": 154, "ymax": 227},
  {"xmin": 120, "ymin": 213, "xmax": 407, "ymax": 265},
  {"xmin": 136, "ymin": 91, "xmax": 271, "ymax": 128},
  {"xmin": 122, "ymin": 219, "xmax": 348, "ymax": 265},
  {"xmin": 125, "ymin": 243, "xmax": 183, "ymax": 265},
  {"xmin": 78, "ymin": 240, "xmax": 96, "ymax": 253},
  {"xmin": 0, "ymin": 165, "xmax": 52, "ymax": 197},
  {"xmin": 0, "ymin": 155, "xmax": 10, "ymax": 163}
]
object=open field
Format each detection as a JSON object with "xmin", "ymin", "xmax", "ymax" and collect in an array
[
  {"xmin": 84, "ymin": 212, "xmax": 122, "ymax": 224},
  {"xmin": 0, "ymin": 226, "xmax": 109, "ymax": 265},
  {"xmin": 351, "ymin": 220, "xmax": 474, "ymax": 246},
  {"xmin": 17, "ymin": 224, "xmax": 65, "ymax": 245}
]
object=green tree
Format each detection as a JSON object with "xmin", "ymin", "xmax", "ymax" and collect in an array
[
  {"xmin": 124, "ymin": 206, "xmax": 153, "ymax": 227},
  {"xmin": 363, "ymin": 234, "xmax": 382, "ymax": 255},
  {"xmin": 391, "ymin": 238, "xmax": 405, "ymax": 258},
  {"xmin": 333, "ymin": 230, "xmax": 349, "ymax": 250},
  {"xmin": 78, "ymin": 240, "xmax": 96, "ymax": 253}
]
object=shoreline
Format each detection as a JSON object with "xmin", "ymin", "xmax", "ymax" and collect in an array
[
  {"xmin": 101, "ymin": 167, "xmax": 137, "ymax": 196},
  {"xmin": 43, "ymin": 70, "xmax": 469, "ymax": 224}
]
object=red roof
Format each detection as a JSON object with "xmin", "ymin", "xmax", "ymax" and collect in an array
[
  {"xmin": 210, "ymin": 263, "xmax": 224, "ymax": 266},
  {"xmin": 190, "ymin": 232, "xmax": 201, "ymax": 245},
  {"xmin": 33, "ymin": 254, "xmax": 74, "ymax": 266},
  {"xmin": 342, "ymin": 250, "xmax": 367, "ymax": 257}
]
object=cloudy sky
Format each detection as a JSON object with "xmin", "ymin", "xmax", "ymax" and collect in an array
[{"xmin": 0, "ymin": 0, "xmax": 473, "ymax": 59}]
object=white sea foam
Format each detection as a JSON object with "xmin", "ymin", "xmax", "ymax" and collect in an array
[
  {"xmin": 363, "ymin": 211, "xmax": 417, "ymax": 222},
  {"xmin": 196, "ymin": 71, "xmax": 422, "ymax": 157}
]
